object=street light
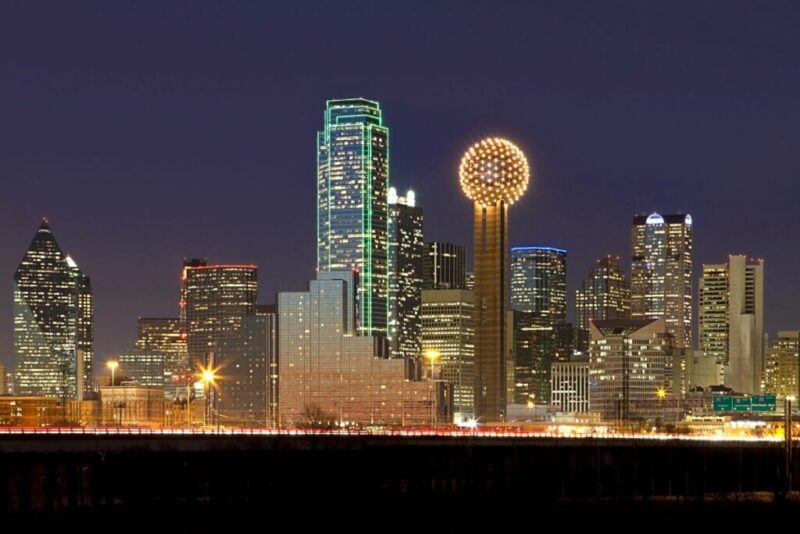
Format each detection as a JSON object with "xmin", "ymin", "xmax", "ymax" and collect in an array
[
  {"xmin": 200, "ymin": 367, "xmax": 217, "ymax": 428},
  {"xmin": 106, "ymin": 360, "xmax": 119, "ymax": 425},
  {"xmin": 425, "ymin": 350, "xmax": 440, "ymax": 429},
  {"xmin": 656, "ymin": 387, "xmax": 667, "ymax": 430}
]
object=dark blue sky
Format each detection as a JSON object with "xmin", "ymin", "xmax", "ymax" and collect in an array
[{"xmin": 1, "ymin": 1, "xmax": 799, "ymax": 366}]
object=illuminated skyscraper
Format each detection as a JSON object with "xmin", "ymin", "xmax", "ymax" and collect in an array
[
  {"xmin": 575, "ymin": 255, "xmax": 630, "ymax": 331},
  {"xmin": 117, "ymin": 349, "xmax": 165, "ymax": 388},
  {"xmin": 317, "ymin": 98, "xmax": 389, "ymax": 337},
  {"xmin": 217, "ymin": 305, "xmax": 277, "ymax": 426},
  {"xmin": 631, "ymin": 213, "xmax": 693, "ymax": 350},
  {"xmin": 421, "ymin": 289, "xmax": 475, "ymax": 414},
  {"xmin": 423, "ymin": 242, "xmax": 466, "ymax": 290},
  {"xmin": 510, "ymin": 245, "xmax": 567, "ymax": 322},
  {"xmin": 14, "ymin": 219, "xmax": 94, "ymax": 400},
  {"xmin": 589, "ymin": 319, "xmax": 670, "ymax": 420},
  {"xmin": 460, "ymin": 138, "xmax": 530, "ymax": 421},
  {"xmin": 763, "ymin": 331, "xmax": 799, "ymax": 401},
  {"xmin": 278, "ymin": 271, "xmax": 436, "ymax": 426},
  {"xmin": 185, "ymin": 264, "xmax": 258, "ymax": 370},
  {"xmin": 388, "ymin": 187, "xmax": 423, "ymax": 361},
  {"xmin": 136, "ymin": 317, "xmax": 188, "ymax": 399},
  {"xmin": 699, "ymin": 255, "xmax": 765, "ymax": 393}
]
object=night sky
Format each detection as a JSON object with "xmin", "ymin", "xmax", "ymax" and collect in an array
[{"xmin": 1, "ymin": 2, "xmax": 799, "ymax": 366}]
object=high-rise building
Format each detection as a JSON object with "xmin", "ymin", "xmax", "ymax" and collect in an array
[
  {"xmin": 631, "ymin": 213, "xmax": 693, "ymax": 350},
  {"xmin": 510, "ymin": 246, "xmax": 567, "ymax": 323},
  {"xmin": 763, "ymin": 331, "xmax": 799, "ymax": 400},
  {"xmin": 699, "ymin": 255, "xmax": 765, "ymax": 393},
  {"xmin": 0, "ymin": 364, "xmax": 6, "ymax": 395},
  {"xmin": 218, "ymin": 305, "xmax": 277, "ymax": 426},
  {"xmin": 551, "ymin": 358, "xmax": 590, "ymax": 413},
  {"xmin": 423, "ymin": 242, "xmax": 466, "ymax": 290},
  {"xmin": 185, "ymin": 264, "xmax": 258, "ymax": 371},
  {"xmin": 278, "ymin": 271, "xmax": 437, "ymax": 427},
  {"xmin": 575, "ymin": 255, "xmax": 630, "ymax": 331},
  {"xmin": 512, "ymin": 313, "xmax": 574, "ymax": 405},
  {"xmin": 317, "ymin": 98, "xmax": 389, "ymax": 337},
  {"xmin": 136, "ymin": 317, "xmax": 188, "ymax": 399},
  {"xmin": 388, "ymin": 187, "xmax": 423, "ymax": 361},
  {"xmin": 465, "ymin": 272, "xmax": 475, "ymax": 291},
  {"xmin": 420, "ymin": 289, "xmax": 475, "ymax": 415},
  {"xmin": 117, "ymin": 349, "xmax": 165, "ymax": 388},
  {"xmin": 589, "ymin": 319, "xmax": 671, "ymax": 420},
  {"xmin": 14, "ymin": 220, "xmax": 94, "ymax": 400},
  {"xmin": 460, "ymin": 138, "xmax": 530, "ymax": 421}
]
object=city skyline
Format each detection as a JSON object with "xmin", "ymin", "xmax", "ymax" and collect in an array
[{"xmin": 2, "ymin": 3, "xmax": 800, "ymax": 366}]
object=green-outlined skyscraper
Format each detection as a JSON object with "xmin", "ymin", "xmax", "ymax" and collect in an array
[
  {"xmin": 317, "ymin": 98, "xmax": 389, "ymax": 337},
  {"xmin": 14, "ymin": 219, "xmax": 94, "ymax": 401}
]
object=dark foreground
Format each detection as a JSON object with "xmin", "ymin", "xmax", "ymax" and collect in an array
[{"xmin": 1, "ymin": 433, "xmax": 798, "ymax": 531}]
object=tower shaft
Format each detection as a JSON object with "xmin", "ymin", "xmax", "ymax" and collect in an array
[{"xmin": 473, "ymin": 201, "xmax": 509, "ymax": 420}]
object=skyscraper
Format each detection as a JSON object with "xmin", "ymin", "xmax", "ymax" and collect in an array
[
  {"xmin": 217, "ymin": 305, "xmax": 276, "ymax": 426},
  {"xmin": 551, "ymin": 358, "xmax": 590, "ymax": 413},
  {"xmin": 575, "ymin": 255, "xmax": 630, "ymax": 331},
  {"xmin": 14, "ymin": 220, "xmax": 94, "ymax": 400},
  {"xmin": 699, "ymin": 255, "xmax": 765, "ymax": 393},
  {"xmin": 420, "ymin": 289, "xmax": 475, "ymax": 414},
  {"xmin": 423, "ymin": 242, "xmax": 466, "ymax": 290},
  {"xmin": 136, "ymin": 317, "xmax": 188, "ymax": 399},
  {"xmin": 460, "ymin": 137, "xmax": 530, "ymax": 421},
  {"xmin": 589, "ymin": 319, "xmax": 670, "ymax": 421},
  {"xmin": 763, "ymin": 331, "xmax": 799, "ymax": 401},
  {"xmin": 387, "ymin": 187, "xmax": 423, "ymax": 361},
  {"xmin": 278, "ymin": 271, "xmax": 436, "ymax": 427},
  {"xmin": 631, "ymin": 213, "xmax": 693, "ymax": 350},
  {"xmin": 117, "ymin": 349, "xmax": 165, "ymax": 388},
  {"xmin": 185, "ymin": 264, "xmax": 258, "ymax": 371},
  {"xmin": 510, "ymin": 246, "xmax": 567, "ymax": 323},
  {"xmin": 317, "ymin": 98, "xmax": 389, "ymax": 337}
]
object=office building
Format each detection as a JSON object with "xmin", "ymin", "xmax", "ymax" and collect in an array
[
  {"xmin": 551, "ymin": 359, "xmax": 590, "ymax": 413},
  {"xmin": 423, "ymin": 242, "xmax": 466, "ymax": 290},
  {"xmin": 589, "ymin": 319, "xmax": 671, "ymax": 420},
  {"xmin": 278, "ymin": 271, "xmax": 436, "ymax": 427},
  {"xmin": 100, "ymin": 385, "xmax": 165, "ymax": 427},
  {"xmin": 631, "ymin": 213, "xmax": 693, "ymax": 350},
  {"xmin": 388, "ymin": 187, "xmax": 423, "ymax": 361},
  {"xmin": 117, "ymin": 349, "xmax": 165, "ymax": 389},
  {"xmin": 136, "ymin": 317, "xmax": 188, "ymax": 399},
  {"xmin": 460, "ymin": 138, "xmax": 530, "ymax": 421},
  {"xmin": 421, "ymin": 289, "xmax": 475, "ymax": 414},
  {"xmin": 699, "ymin": 255, "xmax": 764, "ymax": 393},
  {"xmin": 14, "ymin": 219, "xmax": 94, "ymax": 400},
  {"xmin": 511, "ymin": 313, "xmax": 574, "ymax": 405},
  {"xmin": 317, "ymin": 98, "xmax": 389, "ymax": 337},
  {"xmin": 218, "ymin": 305, "xmax": 277, "ymax": 426},
  {"xmin": 575, "ymin": 255, "xmax": 630, "ymax": 331},
  {"xmin": 763, "ymin": 331, "xmax": 799, "ymax": 400},
  {"xmin": 510, "ymin": 246, "xmax": 567, "ymax": 323},
  {"xmin": 465, "ymin": 272, "xmax": 475, "ymax": 291},
  {"xmin": 185, "ymin": 263, "xmax": 258, "ymax": 370},
  {"xmin": 0, "ymin": 364, "xmax": 6, "ymax": 395}
]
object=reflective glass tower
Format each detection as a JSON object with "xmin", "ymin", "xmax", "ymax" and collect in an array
[
  {"xmin": 510, "ymin": 245, "xmax": 567, "ymax": 322},
  {"xmin": 317, "ymin": 98, "xmax": 389, "ymax": 337},
  {"xmin": 388, "ymin": 187, "xmax": 423, "ymax": 361},
  {"xmin": 575, "ymin": 255, "xmax": 631, "ymax": 331},
  {"xmin": 14, "ymin": 219, "xmax": 94, "ymax": 400}
]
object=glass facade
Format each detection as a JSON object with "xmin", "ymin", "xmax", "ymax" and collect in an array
[
  {"xmin": 631, "ymin": 213, "xmax": 693, "ymax": 350},
  {"xmin": 388, "ymin": 188, "xmax": 423, "ymax": 361},
  {"xmin": 575, "ymin": 255, "xmax": 630, "ymax": 331},
  {"xmin": 423, "ymin": 242, "xmax": 466, "ymax": 290},
  {"xmin": 510, "ymin": 246, "xmax": 567, "ymax": 323},
  {"xmin": 317, "ymin": 98, "xmax": 389, "ymax": 337},
  {"xmin": 136, "ymin": 317, "xmax": 188, "ymax": 399},
  {"xmin": 14, "ymin": 220, "xmax": 93, "ymax": 400},
  {"xmin": 278, "ymin": 272, "xmax": 435, "ymax": 427},
  {"xmin": 420, "ymin": 289, "xmax": 474, "ymax": 414},
  {"xmin": 118, "ymin": 349, "xmax": 165, "ymax": 389}
]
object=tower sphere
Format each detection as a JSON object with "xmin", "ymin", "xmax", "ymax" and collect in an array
[{"xmin": 459, "ymin": 137, "xmax": 530, "ymax": 206}]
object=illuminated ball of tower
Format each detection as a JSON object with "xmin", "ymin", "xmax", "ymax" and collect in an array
[{"xmin": 459, "ymin": 137, "xmax": 530, "ymax": 206}]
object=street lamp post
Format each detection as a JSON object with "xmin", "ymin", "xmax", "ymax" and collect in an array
[
  {"xmin": 656, "ymin": 387, "xmax": 667, "ymax": 430},
  {"xmin": 106, "ymin": 360, "xmax": 119, "ymax": 426},
  {"xmin": 786, "ymin": 395, "xmax": 796, "ymax": 494},
  {"xmin": 201, "ymin": 368, "xmax": 216, "ymax": 429},
  {"xmin": 425, "ymin": 350, "xmax": 440, "ymax": 429}
]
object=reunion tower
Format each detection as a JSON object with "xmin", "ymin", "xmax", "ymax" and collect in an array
[{"xmin": 459, "ymin": 138, "xmax": 530, "ymax": 421}]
